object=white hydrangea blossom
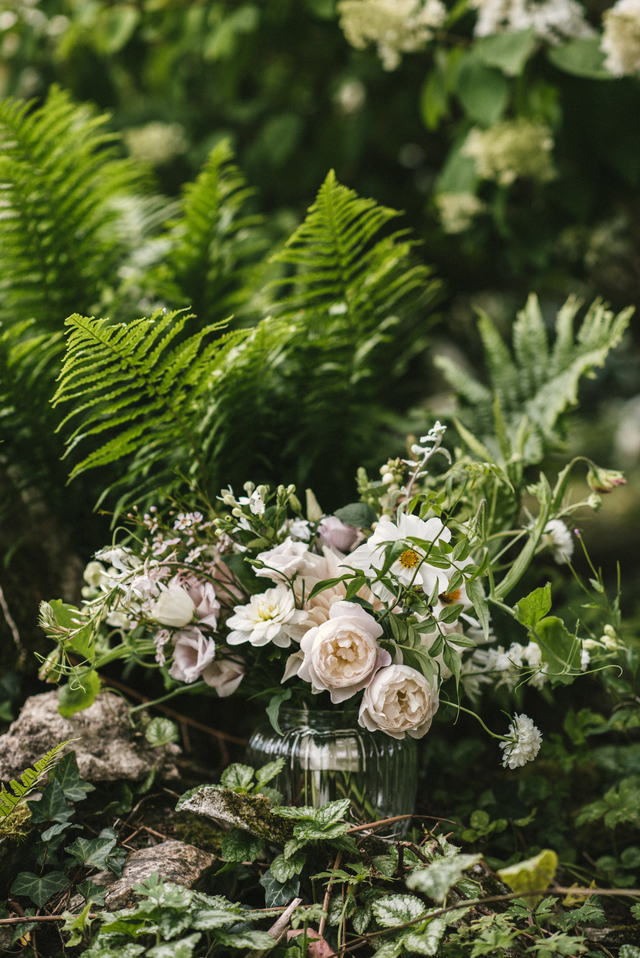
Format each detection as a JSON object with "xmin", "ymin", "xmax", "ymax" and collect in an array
[
  {"xmin": 123, "ymin": 122, "xmax": 188, "ymax": 167},
  {"xmin": 338, "ymin": 0, "xmax": 447, "ymax": 70},
  {"xmin": 601, "ymin": 0, "xmax": 640, "ymax": 76},
  {"xmin": 500, "ymin": 713, "xmax": 543, "ymax": 768},
  {"xmin": 470, "ymin": 0, "xmax": 593, "ymax": 43},
  {"xmin": 463, "ymin": 120, "xmax": 556, "ymax": 186},
  {"xmin": 542, "ymin": 519, "xmax": 574, "ymax": 565},
  {"xmin": 436, "ymin": 192, "xmax": 488, "ymax": 233}
]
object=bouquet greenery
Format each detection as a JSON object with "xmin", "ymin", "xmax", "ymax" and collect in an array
[{"xmin": 39, "ymin": 418, "xmax": 626, "ymax": 769}]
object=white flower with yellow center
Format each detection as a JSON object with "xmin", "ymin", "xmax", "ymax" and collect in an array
[
  {"xmin": 226, "ymin": 585, "xmax": 307, "ymax": 648},
  {"xmin": 344, "ymin": 513, "xmax": 451, "ymax": 601}
]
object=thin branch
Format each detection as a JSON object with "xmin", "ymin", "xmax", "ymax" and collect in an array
[{"xmin": 0, "ymin": 582, "xmax": 24, "ymax": 661}]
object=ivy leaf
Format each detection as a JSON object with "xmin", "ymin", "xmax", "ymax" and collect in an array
[
  {"xmin": 259, "ymin": 868, "xmax": 301, "ymax": 907},
  {"xmin": 66, "ymin": 836, "xmax": 118, "ymax": 870},
  {"xmin": 220, "ymin": 764, "xmax": 255, "ymax": 791},
  {"xmin": 498, "ymin": 849, "xmax": 558, "ymax": 906},
  {"xmin": 11, "ymin": 870, "xmax": 69, "ymax": 908},
  {"xmin": 57, "ymin": 669, "xmax": 101, "ymax": 717},
  {"xmin": 148, "ymin": 934, "xmax": 202, "ymax": 958},
  {"xmin": 407, "ymin": 853, "xmax": 482, "ymax": 902},
  {"xmin": 27, "ymin": 779, "xmax": 73, "ymax": 824},
  {"xmin": 221, "ymin": 827, "xmax": 264, "ymax": 863},
  {"xmin": 41, "ymin": 821, "xmax": 76, "ymax": 842},
  {"xmin": 372, "ymin": 894, "xmax": 426, "ymax": 927},
  {"xmin": 49, "ymin": 750, "xmax": 95, "ymax": 802},
  {"xmin": 77, "ymin": 880, "xmax": 107, "ymax": 906},
  {"xmin": 515, "ymin": 584, "xmax": 552, "ymax": 630}
]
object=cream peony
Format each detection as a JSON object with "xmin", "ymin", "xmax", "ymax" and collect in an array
[
  {"xmin": 359, "ymin": 664, "xmax": 439, "ymax": 739},
  {"xmin": 226, "ymin": 584, "xmax": 308, "ymax": 648},
  {"xmin": 297, "ymin": 601, "xmax": 390, "ymax": 703},
  {"xmin": 150, "ymin": 579, "xmax": 196, "ymax": 628},
  {"xmin": 169, "ymin": 627, "xmax": 216, "ymax": 683},
  {"xmin": 203, "ymin": 656, "xmax": 245, "ymax": 696}
]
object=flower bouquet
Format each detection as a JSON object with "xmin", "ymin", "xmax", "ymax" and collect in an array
[{"xmin": 39, "ymin": 422, "xmax": 626, "ymax": 819}]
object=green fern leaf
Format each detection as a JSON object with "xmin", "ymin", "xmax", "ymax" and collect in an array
[{"xmin": 0, "ymin": 741, "xmax": 70, "ymax": 823}]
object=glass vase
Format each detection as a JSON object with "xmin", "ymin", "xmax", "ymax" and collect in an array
[{"xmin": 245, "ymin": 708, "xmax": 417, "ymax": 838}]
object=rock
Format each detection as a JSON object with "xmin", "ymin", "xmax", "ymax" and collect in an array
[
  {"xmin": 0, "ymin": 691, "xmax": 180, "ymax": 783},
  {"xmin": 177, "ymin": 785, "xmax": 295, "ymax": 845},
  {"xmin": 69, "ymin": 840, "xmax": 216, "ymax": 911}
]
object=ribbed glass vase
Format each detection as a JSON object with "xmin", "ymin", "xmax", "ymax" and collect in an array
[{"xmin": 245, "ymin": 708, "xmax": 417, "ymax": 838}]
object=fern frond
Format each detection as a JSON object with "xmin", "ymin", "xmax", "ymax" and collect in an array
[
  {"xmin": 53, "ymin": 311, "xmax": 247, "ymax": 498},
  {"xmin": 161, "ymin": 138, "xmax": 266, "ymax": 326},
  {"xmin": 271, "ymin": 169, "xmax": 437, "ymax": 324},
  {"xmin": 0, "ymin": 741, "xmax": 69, "ymax": 822},
  {"xmin": 437, "ymin": 294, "xmax": 633, "ymax": 465},
  {"xmin": 0, "ymin": 86, "xmax": 146, "ymax": 331}
]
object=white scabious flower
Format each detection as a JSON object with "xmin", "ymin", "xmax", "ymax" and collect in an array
[
  {"xmin": 436, "ymin": 192, "xmax": 488, "ymax": 233},
  {"xmin": 542, "ymin": 519, "xmax": 574, "ymax": 564},
  {"xmin": 123, "ymin": 122, "xmax": 188, "ymax": 166},
  {"xmin": 338, "ymin": 0, "xmax": 447, "ymax": 70},
  {"xmin": 602, "ymin": 0, "xmax": 640, "ymax": 76},
  {"xmin": 463, "ymin": 120, "xmax": 556, "ymax": 186},
  {"xmin": 226, "ymin": 584, "xmax": 308, "ymax": 648},
  {"xmin": 500, "ymin": 713, "xmax": 543, "ymax": 768},
  {"xmin": 470, "ymin": 0, "xmax": 593, "ymax": 43}
]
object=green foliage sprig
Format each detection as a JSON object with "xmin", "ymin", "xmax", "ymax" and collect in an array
[{"xmin": 0, "ymin": 740, "xmax": 70, "ymax": 823}]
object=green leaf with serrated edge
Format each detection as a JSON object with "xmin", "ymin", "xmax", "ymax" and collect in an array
[
  {"xmin": 67, "ymin": 837, "xmax": 118, "ymax": 869},
  {"xmin": 407, "ymin": 853, "xmax": 482, "ymax": 902},
  {"xmin": 465, "ymin": 579, "xmax": 490, "ymax": 640},
  {"xmin": 259, "ymin": 868, "xmax": 301, "ymax": 907},
  {"xmin": 11, "ymin": 870, "xmax": 69, "ymax": 908},
  {"xmin": 274, "ymin": 805, "xmax": 316, "ymax": 820},
  {"xmin": 373, "ymin": 894, "xmax": 426, "ymax": 927},
  {"xmin": 77, "ymin": 880, "xmax": 106, "ymax": 905},
  {"xmin": 314, "ymin": 798, "xmax": 351, "ymax": 827},
  {"xmin": 353, "ymin": 905, "xmax": 372, "ymax": 935},
  {"xmin": 271, "ymin": 852, "xmax": 306, "ymax": 882},
  {"xmin": 147, "ymin": 934, "xmax": 202, "ymax": 958},
  {"xmin": 58, "ymin": 669, "xmax": 101, "ymax": 717},
  {"xmin": 535, "ymin": 616, "xmax": 581, "ymax": 684},
  {"xmin": 27, "ymin": 779, "xmax": 72, "ymax": 824},
  {"xmin": 254, "ymin": 757, "xmax": 286, "ymax": 791},
  {"xmin": 334, "ymin": 502, "xmax": 378, "ymax": 528},
  {"xmin": 498, "ymin": 848, "xmax": 557, "ymax": 906},
  {"xmin": 326, "ymin": 833, "xmax": 359, "ymax": 854},
  {"xmin": 190, "ymin": 906, "xmax": 246, "ymax": 930},
  {"xmin": 145, "ymin": 717, "xmax": 179, "ymax": 747},
  {"xmin": 215, "ymin": 929, "xmax": 278, "ymax": 948},
  {"xmin": 515, "ymin": 583, "xmax": 552, "ymax": 630},
  {"xmin": 220, "ymin": 763, "xmax": 255, "ymax": 791},
  {"xmin": 266, "ymin": 688, "xmax": 292, "ymax": 735},
  {"xmin": 84, "ymin": 945, "xmax": 145, "ymax": 958},
  {"xmin": 371, "ymin": 942, "xmax": 404, "ymax": 958},
  {"xmin": 49, "ymin": 751, "xmax": 95, "ymax": 802},
  {"xmin": 284, "ymin": 838, "xmax": 308, "ymax": 858},
  {"xmin": 221, "ymin": 827, "xmax": 264, "ymax": 862}
]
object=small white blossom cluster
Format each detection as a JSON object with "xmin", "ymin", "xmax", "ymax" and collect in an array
[
  {"xmin": 337, "ymin": 0, "xmax": 447, "ymax": 71},
  {"xmin": 123, "ymin": 122, "xmax": 188, "ymax": 167},
  {"xmin": 463, "ymin": 640, "xmax": 546, "ymax": 699},
  {"xmin": 436, "ymin": 193, "xmax": 488, "ymax": 234},
  {"xmin": 601, "ymin": 0, "xmax": 640, "ymax": 76},
  {"xmin": 500, "ymin": 713, "xmax": 543, "ymax": 768},
  {"xmin": 463, "ymin": 120, "xmax": 556, "ymax": 187},
  {"xmin": 470, "ymin": 0, "xmax": 593, "ymax": 43},
  {"xmin": 542, "ymin": 519, "xmax": 574, "ymax": 565}
]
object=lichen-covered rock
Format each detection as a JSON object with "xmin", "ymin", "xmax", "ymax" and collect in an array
[
  {"xmin": 0, "ymin": 691, "xmax": 179, "ymax": 783},
  {"xmin": 177, "ymin": 785, "xmax": 295, "ymax": 845},
  {"xmin": 70, "ymin": 840, "xmax": 216, "ymax": 911}
]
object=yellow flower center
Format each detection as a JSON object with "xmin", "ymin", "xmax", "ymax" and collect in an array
[
  {"xmin": 439, "ymin": 588, "xmax": 461, "ymax": 605},
  {"xmin": 399, "ymin": 549, "xmax": 420, "ymax": 570}
]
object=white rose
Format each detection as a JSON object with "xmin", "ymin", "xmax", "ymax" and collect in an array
[
  {"xmin": 169, "ymin": 627, "xmax": 216, "ymax": 683},
  {"xmin": 298, "ymin": 601, "xmax": 390, "ymax": 704},
  {"xmin": 150, "ymin": 579, "xmax": 196, "ymax": 627},
  {"xmin": 359, "ymin": 664, "xmax": 439, "ymax": 739},
  {"xmin": 256, "ymin": 537, "xmax": 330, "ymax": 584},
  {"xmin": 203, "ymin": 656, "xmax": 245, "ymax": 696},
  {"xmin": 318, "ymin": 516, "xmax": 362, "ymax": 553}
]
